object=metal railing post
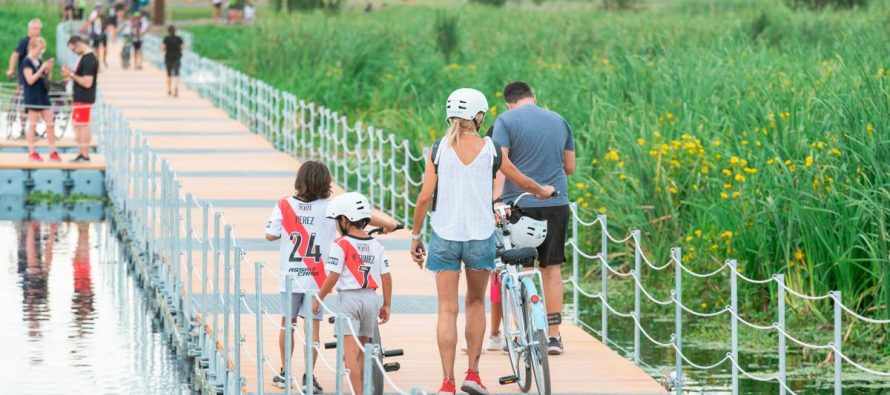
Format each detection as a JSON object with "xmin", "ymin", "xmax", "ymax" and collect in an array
[
  {"xmin": 213, "ymin": 212, "xmax": 222, "ymax": 352},
  {"xmin": 673, "ymin": 247, "xmax": 682, "ymax": 395},
  {"xmin": 599, "ymin": 215, "xmax": 608, "ymax": 345},
  {"xmin": 304, "ymin": 291, "xmax": 316, "ymax": 395},
  {"xmin": 834, "ymin": 291, "xmax": 842, "ymax": 395},
  {"xmin": 186, "ymin": 193, "xmax": 194, "ymax": 324},
  {"xmin": 223, "ymin": 225, "xmax": 232, "ymax": 395},
  {"xmin": 777, "ymin": 273, "xmax": 786, "ymax": 395},
  {"xmin": 571, "ymin": 203, "xmax": 579, "ymax": 325},
  {"xmin": 334, "ymin": 315, "xmax": 345, "ymax": 395},
  {"xmin": 363, "ymin": 344, "xmax": 379, "ymax": 395},
  {"xmin": 234, "ymin": 247, "xmax": 243, "ymax": 394},
  {"xmin": 730, "ymin": 259, "xmax": 739, "ymax": 395},
  {"xmin": 284, "ymin": 276, "xmax": 293, "ymax": 395},
  {"xmin": 255, "ymin": 262, "xmax": 265, "ymax": 395},
  {"xmin": 633, "ymin": 230, "xmax": 641, "ymax": 366}
]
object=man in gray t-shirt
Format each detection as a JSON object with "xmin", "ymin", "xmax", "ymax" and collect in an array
[{"xmin": 492, "ymin": 81, "xmax": 576, "ymax": 355}]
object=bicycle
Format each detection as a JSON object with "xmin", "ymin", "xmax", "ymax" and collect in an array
[
  {"xmin": 321, "ymin": 223, "xmax": 404, "ymax": 395},
  {"xmin": 494, "ymin": 192, "xmax": 554, "ymax": 395},
  {"xmin": 2, "ymin": 81, "xmax": 71, "ymax": 141}
]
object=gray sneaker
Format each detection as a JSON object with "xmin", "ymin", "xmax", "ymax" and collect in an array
[
  {"xmin": 547, "ymin": 336, "xmax": 564, "ymax": 355},
  {"xmin": 272, "ymin": 370, "xmax": 287, "ymax": 388},
  {"xmin": 303, "ymin": 373, "xmax": 323, "ymax": 393}
]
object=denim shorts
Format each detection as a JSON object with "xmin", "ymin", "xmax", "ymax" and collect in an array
[{"xmin": 426, "ymin": 231, "xmax": 496, "ymax": 272}]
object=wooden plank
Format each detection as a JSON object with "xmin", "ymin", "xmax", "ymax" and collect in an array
[{"xmin": 0, "ymin": 139, "xmax": 97, "ymax": 149}]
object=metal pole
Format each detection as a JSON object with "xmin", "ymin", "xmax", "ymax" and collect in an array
[
  {"xmin": 599, "ymin": 215, "xmax": 608, "ymax": 345},
  {"xmin": 186, "ymin": 193, "xmax": 194, "ymax": 324},
  {"xmin": 363, "ymin": 344, "xmax": 378, "ymax": 395},
  {"xmin": 673, "ymin": 247, "xmax": 682, "ymax": 395},
  {"xmin": 284, "ymin": 276, "xmax": 293, "ymax": 395},
  {"xmin": 633, "ymin": 230, "xmax": 641, "ymax": 366},
  {"xmin": 730, "ymin": 259, "xmax": 739, "ymax": 395},
  {"xmin": 202, "ymin": 203, "xmax": 209, "ymax": 326},
  {"xmin": 213, "ymin": 212, "xmax": 222, "ymax": 349},
  {"xmin": 334, "ymin": 315, "xmax": 345, "ymax": 395},
  {"xmin": 570, "ymin": 203, "xmax": 579, "ymax": 325},
  {"xmin": 304, "ymin": 291, "xmax": 316, "ymax": 395},
  {"xmin": 777, "ymin": 274, "xmax": 786, "ymax": 395},
  {"xmin": 234, "ymin": 247, "xmax": 243, "ymax": 394},
  {"xmin": 834, "ymin": 291, "xmax": 842, "ymax": 395},
  {"xmin": 223, "ymin": 225, "xmax": 232, "ymax": 395},
  {"xmin": 255, "ymin": 262, "xmax": 265, "ymax": 395}
]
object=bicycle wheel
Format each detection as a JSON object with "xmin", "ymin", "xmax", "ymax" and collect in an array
[
  {"xmin": 520, "ymin": 283, "xmax": 551, "ymax": 395},
  {"xmin": 501, "ymin": 275, "xmax": 531, "ymax": 392}
]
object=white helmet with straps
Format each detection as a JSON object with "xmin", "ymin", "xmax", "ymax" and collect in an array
[
  {"xmin": 325, "ymin": 192, "xmax": 372, "ymax": 222},
  {"xmin": 508, "ymin": 216, "xmax": 548, "ymax": 249},
  {"xmin": 446, "ymin": 88, "xmax": 489, "ymax": 122}
]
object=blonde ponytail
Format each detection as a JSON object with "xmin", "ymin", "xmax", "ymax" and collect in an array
[{"xmin": 444, "ymin": 117, "xmax": 478, "ymax": 149}]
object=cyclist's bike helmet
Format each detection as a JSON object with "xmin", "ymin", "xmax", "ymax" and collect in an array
[
  {"xmin": 508, "ymin": 216, "xmax": 548, "ymax": 249},
  {"xmin": 325, "ymin": 192, "xmax": 372, "ymax": 221},
  {"xmin": 445, "ymin": 88, "xmax": 488, "ymax": 123}
]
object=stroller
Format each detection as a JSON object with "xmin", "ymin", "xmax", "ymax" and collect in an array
[{"xmin": 121, "ymin": 33, "xmax": 133, "ymax": 69}]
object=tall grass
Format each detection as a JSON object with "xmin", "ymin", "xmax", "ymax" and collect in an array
[
  {"xmin": 0, "ymin": 2, "xmax": 60, "ymax": 64},
  {"xmin": 187, "ymin": 2, "xmax": 890, "ymax": 320}
]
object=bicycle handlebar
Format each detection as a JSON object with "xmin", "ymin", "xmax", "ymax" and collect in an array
[{"xmin": 368, "ymin": 223, "xmax": 404, "ymax": 236}]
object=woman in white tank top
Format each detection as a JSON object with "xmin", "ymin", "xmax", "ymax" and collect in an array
[{"xmin": 409, "ymin": 88, "xmax": 554, "ymax": 395}]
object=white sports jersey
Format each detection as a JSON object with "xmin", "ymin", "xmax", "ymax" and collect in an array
[
  {"xmin": 325, "ymin": 235, "xmax": 390, "ymax": 292},
  {"xmin": 265, "ymin": 197, "xmax": 337, "ymax": 293}
]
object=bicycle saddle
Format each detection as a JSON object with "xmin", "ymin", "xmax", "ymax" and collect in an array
[{"xmin": 502, "ymin": 247, "xmax": 538, "ymax": 267}]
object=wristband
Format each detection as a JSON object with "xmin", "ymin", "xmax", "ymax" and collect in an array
[{"xmin": 410, "ymin": 233, "xmax": 422, "ymax": 241}]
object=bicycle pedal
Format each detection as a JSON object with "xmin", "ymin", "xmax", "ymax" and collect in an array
[
  {"xmin": 499, "ymin": 375, "xmax": 518, "ymax": 385},
  {"xmin": 383, "ymin": 362, "xmax": 400, "ymax": 372}
]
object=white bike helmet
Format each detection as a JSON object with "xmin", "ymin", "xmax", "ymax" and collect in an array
[
  {"xmin": 508, "ymin": 216, "xmax": 549, "ymax": 249},
  {"xmin": 325, "ymin": 192, "xmax": 372, "ymax": 222},
  {"xmin": 446, "ymin": 88, "xmax": 489, "ymax": 123}
]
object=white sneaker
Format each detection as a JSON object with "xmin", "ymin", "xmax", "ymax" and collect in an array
[{"xmin": 484, "ymin": 334, "xmax": 505, "ymax": 351}]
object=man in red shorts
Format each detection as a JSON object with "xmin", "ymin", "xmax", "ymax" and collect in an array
[{"xmin": 61, "ymin": 35, "xmax": 98, "ymax": 162}]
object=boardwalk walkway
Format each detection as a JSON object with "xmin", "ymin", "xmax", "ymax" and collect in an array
[{"xmin": 98, "ymin": 39, "xmax": 666, "ymax": 395}]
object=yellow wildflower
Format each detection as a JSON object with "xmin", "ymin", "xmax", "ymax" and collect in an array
[
  {"xmin": 732, "ymin": 191, "xmax": 740, "ymax": 199},
  {"xmin": 712, "ymin": 140, "xmax": 722, "ymax": 147},
  {"xmin": 794, "ymin": 249, "xmax": 804, "ymax": 260},
  {"xmin": 618, "ymin": 161, "xmax": 625, "ymax": 168},
  {"xmin": 637, "ymin": 138, "xmax": 646, "ymax": 146},
  {"xmin": 686, "ymin": 236, "xmax": 693, "ymax": 242},
  {"xmin": 576, "ymin": 182, "xmax": 587, "ymax": 190},
  {"xmin": 730, "ymin": 156, "xmax": 740, "ymax": 165},
  {"xmin": 720, "ymin": 192, "xmax": 729, "ymax": 199},
  {"xmin": 701, "ymin": 303, "xmax": 708, "ymax": 309},
  {"xmin": 583, "ymin": 202, "xmax": 589, "ymax": 208},
  {"xmin": 669, "ymin": 185, "xmax": 678, "ymax": 194},
  {"xmin": 490, "ymin": 106, "xmax": 498, "ymax": 116},
  {"xmin": 598, "ymin": 206, "xmax": 607, "ymax": 214},
  {"xmin": 722, "ymin": 169, "xmax": 732, "ymax": 177},
  {"xmin": 767, "ymin": 158, "xmax": 776, "ymax": 165},
  {"xmin": 735, "ymin": 173, "xmax": 746, "ymax": 182},
  {"xmin": 721, "ymin": 231, "xmax": 733, "ymax": 239},
  {"xmin": 700, "ymin": 166, "xmax": 710, "ymax": 174},
  {"xmin": 653, "ymin": 131, "xmax": 662, "ymax": 139},
  {"xmin": 724, "ymin": 183, "xmax": 732, "ymax": 190},
  {"xmin": 866, "ymin": 124, "xmax": 874, "ymax": 136},
  {"xmin": 829, "ymin": 148, "xmax": 841, "ymax": 157},
  {"xmin": 619, "ymin": 174, "xmax": 627, "ymax": 181},
  {"xmin": 805, "ymin": 155, "xmax": 813, "ymax": 168},
  {"xmin": 665, "ymin": 112, "xmax": 673, "ymax": 120},
  {"xmin": 744, "ymin": 167, "xmax": 757, "ymax": 174},
  {"xmin": 604, "ymin": 150, "xmax": 620, "ymax": 161},
  {"xmin": 694, "ymin": 229, "xmax": 702, "ymax": 237}
]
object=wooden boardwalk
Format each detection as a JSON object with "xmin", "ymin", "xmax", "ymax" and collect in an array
[{"xmin": 99, "ymin": 42, "xmax": 667, "ymax": 395}]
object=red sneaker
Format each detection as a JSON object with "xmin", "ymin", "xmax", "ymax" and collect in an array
[
  {"xmin": 48, "ymin": 151, "xmax": 61, "ymax": 162},
  {"xmin": 460, "ymin": 370, "xmax": 489, "ymax": 395},
  {"xmin": 28, "ymin": 152, "xmax": 43, "ymax": 162},
  {"xmin": 436, "ymin": 378, "xmax": 456, "ymax": 395}
]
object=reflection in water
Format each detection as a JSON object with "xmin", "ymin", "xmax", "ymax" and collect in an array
[
  {"xmin": 1, "ymin": 220, "xmax": 193, "ymax": 394},
  {"xmin": 71, "ymin": 223, "xmax": 95, "ymax": 338}
]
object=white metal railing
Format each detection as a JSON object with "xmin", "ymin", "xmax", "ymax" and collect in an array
[
  {"xmin": 564, "ymin": 203, "xmax": 890, "ymax": 394},
  {"xmin": 141, "ymin": 33, "xmax": 425, "ymax": 228}
]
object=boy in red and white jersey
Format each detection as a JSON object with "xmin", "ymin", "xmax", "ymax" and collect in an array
[
  {"xmin": 264, "ymin": 161, "xmax": 335, "ymax": 391},
  {"xmin": 313, "ymin": 192, "xmax": 393, "ymax": 395}
]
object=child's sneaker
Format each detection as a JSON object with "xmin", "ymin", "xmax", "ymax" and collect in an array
[
  {"xmin": 437, "ymin": 378, "xmax": 457, "ymax": 395},
  {"xmin": 484, "ymin": 333, "xmax": 505, "ymax": 351},
  {"xmin": 460, "ymin": 369, "xmax": 489, "ymax": 395}
]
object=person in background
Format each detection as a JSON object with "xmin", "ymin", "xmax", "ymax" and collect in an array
[
  {"xmin": 6, "ymin": 19, "xmax": 42, "ymax": 82},
  {"xmin": 21, "ymin": 37, "xmax": 60, "ymax": 163},
  {"xmin": 63, "ymin": 0, "xmax": 76, "ymax": 20},
  {"xmin": 244, "ymin": 2, "xmax": 256, "ymax": 22},
  {"xmin": 213, "ymin": 0, "xmax": 223, "ymax": 23},
  {"xmin": 61, "ymin": 35, "xmax": 99, "ymax": 163},
  {"xmin": 129, "ymin": 11, "xmax": 149, "ymax": 70},
  {"xmin": 104, "ymin": 2, "xmax": 118, "ymax": 44},
  {"xmin": 84, "ymin": 4, "xmax": 107, "ymax": 68},
  {"xmin": 492, "ymin": 81, "xmax": 576, "ymax": 355},
  {"xmin": 161, "ymin": 25, "xmax": 184, "ymax": 97}
]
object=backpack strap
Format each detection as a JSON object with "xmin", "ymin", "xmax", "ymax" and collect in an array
[{"xmin": 431, "ymin": 138, "xmax": 443, "ymax": 211}]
